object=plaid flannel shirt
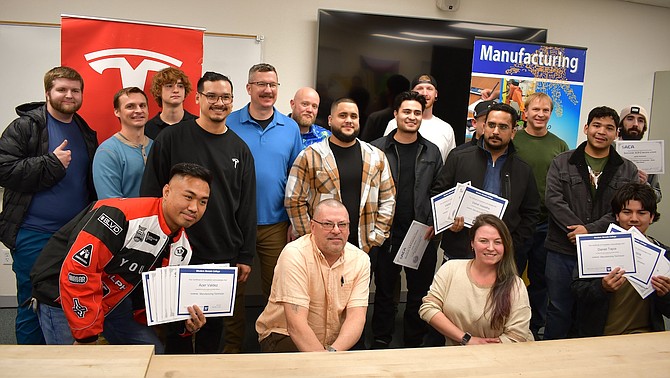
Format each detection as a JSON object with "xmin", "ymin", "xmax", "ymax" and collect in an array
[{"xmin": 285, "ymin": 139, "xmax": 396, "ymax": 252}]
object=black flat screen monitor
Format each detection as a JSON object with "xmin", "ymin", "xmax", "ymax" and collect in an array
[{"xmin": 316, "ymin": 9, "xmax": 547, "ymax": 143}]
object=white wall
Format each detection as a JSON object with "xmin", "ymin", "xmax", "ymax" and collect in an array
[
  {"xmin": 2, "ymin": 0, "xmax": 669, "ymax": 119},
  {"xmin": 2, "ymin": 0, "xmax": 670, "ymax": 299}
]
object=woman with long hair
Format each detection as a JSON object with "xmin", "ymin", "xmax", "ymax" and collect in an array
[{"xmin": 419, "ymin": 214, "xmax": 533, "ymax": 345}]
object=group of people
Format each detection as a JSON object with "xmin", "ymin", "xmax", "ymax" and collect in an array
[{"xmin": 0, "ymin": 63, "xmax": 667, "ymax": 355}]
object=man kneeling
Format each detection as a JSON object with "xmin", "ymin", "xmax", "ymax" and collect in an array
[
  {"xmin": 256, "ymin": 199, "xmax": 370, "ymax": 352},
  {"xmin": 572, "ymin": 183, "xmax": 670, "ymax": 337},
  {"xmin": 31, "ymin": 163, "xmax": 210, "ymax": 352}
]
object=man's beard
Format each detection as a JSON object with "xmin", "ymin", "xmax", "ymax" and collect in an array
[
  {"xmin": 484, "ymin": 136, "xmax": 507, "ymax": 152},
  {"xmin": 331, "ymin": 126, "xmax": 359, "ymax": 143},
  {"xmin": 293, "ymin": 114, "xmax": 313, "ymax": 129},
  {"xmin": 619, "ymin": 127, "xmax": 644, "ymax": 140},
  {"xmin": 49, "ymin": 97, "xmax": 81, "ymax": 115}
]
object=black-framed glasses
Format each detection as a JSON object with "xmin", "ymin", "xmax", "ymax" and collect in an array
[
  {"xmin": 198, "ymin": 92, "xmax": 234, "ymax": 104},
  {"xmin": 312, "ymin": 219, "xmax": 350, "ymax": 231},
  {"xmin": 249, "ymin": 81, "xmax": 280, "ymax": 89}
]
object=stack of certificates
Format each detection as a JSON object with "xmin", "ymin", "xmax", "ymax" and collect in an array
[
  {"xmin": 141, "ymin": 264, "xmax": 238, "ymax": 326},
  {"xmin": 430, "ymin": 182, "xmax": 509, "ymax": 234},
  {"xmin": 576, "ymin": 224, "xmax": 670, "ymax": 299}
]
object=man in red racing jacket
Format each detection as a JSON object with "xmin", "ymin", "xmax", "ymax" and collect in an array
[{"xmin": 31, "ymin": 163, "xmax": 210, "ymax": 352}]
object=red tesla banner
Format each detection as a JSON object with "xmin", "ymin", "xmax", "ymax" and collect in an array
[{"xmin": 61, "ymin": 15, "xmax": 203, "ymax": 143}]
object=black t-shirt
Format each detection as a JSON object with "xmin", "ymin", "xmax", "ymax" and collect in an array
[
  {"xmin": 251, "ymin": 112, "xmax": 274, "ymax": 130},
  {"xmin": 330, "ymin": 140, "xmax": 363, "ymax": 247},
  {"xmin": 392, "ymin": 140, "xmax": 418, "ymax": 244},
  {"xmin": 144, "ymin": 110, "xmax": 196, "ymax": 140}
]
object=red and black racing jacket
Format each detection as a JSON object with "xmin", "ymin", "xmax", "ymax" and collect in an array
[{"xmin": 31, "ymin": 197, "xmax": 193, "ymax": 343}]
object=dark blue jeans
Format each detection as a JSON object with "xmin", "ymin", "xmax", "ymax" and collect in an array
[
  {"xmin": 519, "ymin": 221, "xmax": 549, "ymax": 339},
  {"xmin": 372, "ymin": 239, "xmax": 438, "ymax": 347},
  {"xmin": 12, "ymin": 227, "xmax": 49, "ymax": 345},
  {"xmin": 38, "ymin": 296, "xmax": 164, "ymax": 353},
  {"xmin": 544, "ymin": 250, "xmax": 577, "ymax": 340}
]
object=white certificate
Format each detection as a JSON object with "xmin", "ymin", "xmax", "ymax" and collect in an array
[
  {"xmin": 453, "ymin": 186, "xmax": 508, "ymax": 228},
  {"xmin": 431, "ymin": 187, "xmax": 456, "ymax": 233},
  {"xmin": 616, "ymin": 140, "xmax": 665, "ymax": 174},
  {"xmin": 577, "ymin": 233, "xmax": 636, "ymax": 278},
  {"xmin": 628, "ymin": 256, "xmax": 670, "ymax": 299},
  {"xmin": 627, "ymin": 237, "xmax": 663, "ymax": 285},
  {"xmin": 176, "ymin": 266, "xmax": 238, "ymax": 317},
  {"xmin": 141, "ymin": 272, "xmax": 156, "ymax": 325},
  {"xmin": 394, "ymin": 221, "xmax": 430, "ymax": 270},
  {"xmin": 606, "ymin": 223, "xmax": 626, "ymax": 234}
]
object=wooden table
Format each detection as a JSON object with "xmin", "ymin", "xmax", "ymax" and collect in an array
[
  {"xmin": 0, "ymin": 345, "xmax": 153, "ymax": 377},
  {"xmin": 146, "ymin": 332, "xmax": 670, "ymax": 377},
  {"xmin": 2, "ymin": 332, "xmax": 668, "ymax": 377}
]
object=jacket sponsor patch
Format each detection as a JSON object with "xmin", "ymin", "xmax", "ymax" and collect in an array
[
  {"xmin": 98, "ymin": 213, "xmax": 123, "ymax": 235},
  {"xmin": 72, "ymin": 244, "xmax": 93, "ymax": 267},
  {"xmin": 72, "ymin": 298, "xmax": 88, "ymax": 318},
  {"xmin": 133, "ymin": 226, "xmax": 147, "ymax": 242},
  {"xmin": 101, "ymin": 282, "xmax": 110, "ymax": 297},
  {"xmin": 145, "ymin": 231, "xmax": 160, "ymax": 245},
  {"xmin": 67, "ymin": 272, "xmax": 88, "ymax": 285},
  {"xmin": 174, "ymin": 246, "xmax": 187, "ymax": 262}
]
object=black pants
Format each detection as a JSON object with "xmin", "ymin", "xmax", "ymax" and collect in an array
[
  {"xmin": 371, "ymin": 239, "xmax": 438, "ymax": 347},
  {"xmin": 164, "ymin": 316, "xmax": 224, "ymax": 354}
]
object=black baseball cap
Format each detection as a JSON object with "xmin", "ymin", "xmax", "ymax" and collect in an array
[
  {"xmin": 474, "ymin": 100, "xmax": 496, "ymax": 118},
  {"xmin": 411, "ymin": 74, "xmax": 438, "ymax": 90}
]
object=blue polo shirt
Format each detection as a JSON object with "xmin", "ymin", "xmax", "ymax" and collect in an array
[{"xmin": 227, "ymin": 104, "xmax": 302, "ymax": 225}]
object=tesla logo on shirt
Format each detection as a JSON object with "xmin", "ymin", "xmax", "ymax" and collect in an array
[{"xmin": 232, "ymin": 158, "xmax": 239, "ymax": 169}]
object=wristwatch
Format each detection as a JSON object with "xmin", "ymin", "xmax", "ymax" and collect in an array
[
  {"xmin": 326, "ymin": 345, "xmax": 337, "ymax": 352},
  {"xmin": 460, "ymin": 332, "xmax": 472, "ymax": 345}
]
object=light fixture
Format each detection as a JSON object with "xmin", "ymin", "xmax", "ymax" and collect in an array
[
  {"xmin": 371, "ymin": 33, "xmax": 429, "ymax": 43},
  {"xmin": 450, "ymin": 22, "xmax": 519, "ymax": 32},
  {"xmin": 400, "ymin": 32, "xmax": 465, "ymax": 40}
]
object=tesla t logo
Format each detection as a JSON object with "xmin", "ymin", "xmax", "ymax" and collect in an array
[{"xmin": 84, "ymin": 48, "xmax": 183, "ymax": 88}]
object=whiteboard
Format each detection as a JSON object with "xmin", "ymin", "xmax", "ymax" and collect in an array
[{"xmin": 0, "ymin": 21, "xmax": 262, "ymax": 131}]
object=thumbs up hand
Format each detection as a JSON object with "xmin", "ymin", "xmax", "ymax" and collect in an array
[{"xmin": 53, "ymin": 139, "xmax": 71, "ymax": 168}]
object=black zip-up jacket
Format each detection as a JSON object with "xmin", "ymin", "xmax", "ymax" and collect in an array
[
  {"xmin": 371, "ymin": 130, "xmax": 443, "ymax": 228},
  {"xmin": 431, "ymin": 139, "xmax": 540, "ymax": 258},
  {"xmin": 0, "ymin": 102, "xmax": 98, "ymax": 249}
]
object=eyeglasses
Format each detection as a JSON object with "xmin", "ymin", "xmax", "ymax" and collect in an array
[
  {"xmin": 486, "ymin": 122, "xmax": 511, "ymax": 131},
  {"xmin": 198, "ymin": 92, "xmax": 234, "ymax": 104},
  {"xmin": 312, "ymin": 219, "xmax": 350, "ymax": 231},
  {"xmin": 249, "ymin": 81, "xmax": 280, "ymax": 89}
]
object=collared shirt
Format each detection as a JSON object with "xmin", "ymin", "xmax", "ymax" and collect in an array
[
  {"xmin": 255, "ymin": 234, "xmax": 370, "ymax": 346},
  {"xmin": 482, "ymin": 146, "xmax": 508, "ymax": 197},
  {"xmin": 301, "ymin": 124, "xmax": 331, "ymax": 149},
  {"xmin": 227, "ymin": 104, "xmax": 303, "ymax": 225},
  {"xmin": 285, "ymin": 138, "xmax": 396, "ymax": 252}
]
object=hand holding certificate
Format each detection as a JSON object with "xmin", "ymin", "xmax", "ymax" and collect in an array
[
  {"xmin": 431, "ymin": 182, "xmax": 508, "ymax": 234},
  {"xmin": 142, "ymin": 263, "xmax": 238, "ymax": 326},
  {"xmin": 583, "ymin": 223, "xmax": 669, "ymax": 299}
]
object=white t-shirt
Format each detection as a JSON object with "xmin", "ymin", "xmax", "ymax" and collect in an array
[{"xmin": 385, "ymin": 115, "xmax": 456, "ymax": 163}]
